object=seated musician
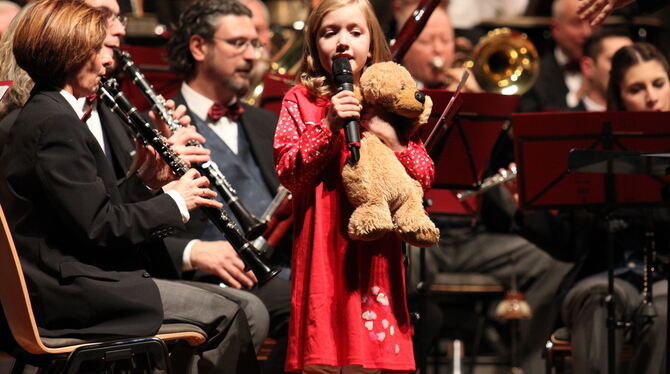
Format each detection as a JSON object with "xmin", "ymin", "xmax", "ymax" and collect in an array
[
  {"xmin": 392, "ymin": 2, "xmax": 573, "ymax": 373},
  {"xmin": 520, "ymin": 0, "xmax": 593, "ymax": 112},
  {"xmin": 391, "ymin": 1, "xmax": 481, "ymax": 92},
  {"xmin": 0, "ymin": 1, "xmax": 259, "ymax": 373},
  {"xmin": 514, "ymin": 42, "xmax": 669, "ymax": 374},
  {"xmin": 1, "ymin": 0, "xmax": 275, "ymax": 362},
  {"xmin": 572, "ymin": 27, "xmax": 632, "ymax": 111},
  {"xmin": 164, "ymin": 0, "xmax": 292, "ymax": 369}
]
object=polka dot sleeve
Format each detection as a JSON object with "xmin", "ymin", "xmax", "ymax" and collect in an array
[
  {"xmin": 394, "ymin": 139, "xmax": 435, "ymax": 193},
  {"xmin": 273, "ymin": 99, "xmax": 342, "ymax": 193}
]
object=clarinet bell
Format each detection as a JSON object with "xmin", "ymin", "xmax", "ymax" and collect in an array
[{"xmin": 238, "ymin": 244, "xmax": 281, "ymax": 286}]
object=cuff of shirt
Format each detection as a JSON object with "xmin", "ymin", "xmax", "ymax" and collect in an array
[
  {"xmin": 183, "ymin": 239, "xmax": 199, "ymax": 271},
  {"xmin": 165, "ymin": 189, "xmax": 190, "ymax": 223}
]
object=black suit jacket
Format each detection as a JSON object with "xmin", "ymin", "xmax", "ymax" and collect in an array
[
  {"xmin": 520, "ymin": 51, "xmax": 571, "ymax": 112},
  {"xmin": 0, "ymin": 87, "xmax": 185, "ymax": 338},
  {"xmin": 161, "ymin": 91, "xmax": 280, "ymax": 273}
]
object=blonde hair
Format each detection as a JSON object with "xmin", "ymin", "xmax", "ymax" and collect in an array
[
  {"xmin": 0, "ymin": 3, "xmax": 34, "ymax": 118},
  {"xmin": 298, "ymin": 0, "xmax": 391, "ymax": 98},
  {"xmin": 12, "ymin": 0, "xmax": 107, "ymax": 88}
]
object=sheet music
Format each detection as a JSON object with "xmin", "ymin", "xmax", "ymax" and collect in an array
[{"xmin": 0, "ymin": 81, "xmax": 13, "ymax": 102}]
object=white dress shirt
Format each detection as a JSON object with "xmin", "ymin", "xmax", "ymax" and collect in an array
[
  {"xmin": 180, "ymin": 82, "xmax": 239, "ymax": 154},
  {"xmin": 554, "ymin": 48, "xmax": 583, "ymax": 109}
]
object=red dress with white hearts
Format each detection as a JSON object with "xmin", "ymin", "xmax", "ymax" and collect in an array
[{"xmin": 274, "ymin": 85, "xmax": 434, "ymax": 373}]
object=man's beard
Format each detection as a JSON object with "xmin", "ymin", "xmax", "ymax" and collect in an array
[{"xmin": 225, "ymin": 75, "xmax": 251, "ymax": 97}]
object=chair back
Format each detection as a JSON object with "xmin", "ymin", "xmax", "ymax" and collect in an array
[
  {"xmin": 0, "ymin": 203, "xmax": 206, "ymax": 357},
  {"xmin": 0, "ymin": 203, "xmax": 52, "ymax": 355}
]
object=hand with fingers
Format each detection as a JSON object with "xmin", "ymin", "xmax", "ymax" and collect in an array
[
  {"xmin": 577, "ymin": 0, "xmax": 635, "ymax": 26},
  {"xmin": 163, "ymin": 168, "xmax": 222, "ymax": 211},
  {"xmin": 189, "ymin": 240, "xmax": 258, "ymax": 289},
  {"xmin": 360, "ymin": 105, "xmax": 406, "ymax": 151},
  {"xmin": 326, "ymin": 90, "xmax": 362, "ymax": 131},
  {"xmin": 128, "ymin": 139, "xmax": 176, "ymax": 189},
  {"xmin": 167, "ymin": 126, "xmax": 212, "ymax": 167},
  {"xmin": 499, "ymin": 163, "xmax": 520, "ymax": 207}
]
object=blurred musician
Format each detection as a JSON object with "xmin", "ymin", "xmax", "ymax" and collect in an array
[
  {"xmin": 0, "ymin": 1, "xmax": 260, "ymax": 373},
  {"xmin": 392, "ymin": 2, "xmax": 573, "ymax": 373},
  {"xmin": 515, "ymin": 42, "xmax": 669, "ymax": 374},
  {"xmin": 391, "ymin": 1, "xmax": 482, "ymax": 92},
  {"xmin": 607, "ymin": 42, "xmax": 670, "ymax": 111},
  {"xmin": 573, "ymin": 27, "xmax": 632, "ymax": 111},
  {"xmin": 0, "ymin": 1, "xmax": 19, "ymax": 38},
  {"xmin": 521, "ymin": 0, "xmax": 593, "ymax": 112}
]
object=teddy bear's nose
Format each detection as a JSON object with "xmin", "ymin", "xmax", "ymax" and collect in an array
[{"xmin": 415, "ymin": 91, "xmax": 425, "ymax": 104}]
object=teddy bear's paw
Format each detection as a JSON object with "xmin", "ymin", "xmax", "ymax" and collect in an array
[
  {"xmin": 397, "ymin": 225, "xmax": 440, "ymax": 248},
  {"xmin": 395, "ymin": 216, "xmax": 440, "ymax": 247},
  {"xmin": 348, "ymin": 206, "xmax": 394, "ymax": 242}
]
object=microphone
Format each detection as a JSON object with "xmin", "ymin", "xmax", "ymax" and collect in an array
[{"xmin": 332, "ymin": 57, "xmax": 361, "ymax": 164}]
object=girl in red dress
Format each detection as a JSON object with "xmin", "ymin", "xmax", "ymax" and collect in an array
[{"xmin": 273, "ymin": 1, "xmax": 435, "ymax": 373}]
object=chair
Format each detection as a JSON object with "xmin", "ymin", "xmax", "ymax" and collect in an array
[
  {"xmin": 544, "ymin": 327, "xmax": 633, "ymax": 374},
  {"xmin": 427, "ymin": 272, "xmax": 506, "ymax": 374},
  {"xmin": 0, "ymin": 203, "xmax": 207, "ymax": 373}
]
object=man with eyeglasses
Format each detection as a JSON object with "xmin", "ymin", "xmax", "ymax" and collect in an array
[
  {"xmin": 165, "ymin": 1, "xmax": 292, "ymax": 373},
  {"xmin": 84, "ymin": 0, "xmax": 274, "ymax": 359},
  {"xmin": 80, "ymin": 0, "xmax": 267, "ymax": 373}
]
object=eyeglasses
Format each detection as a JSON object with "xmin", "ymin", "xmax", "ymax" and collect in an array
[
  {"xmin": 213, "ymin": 37, "xmax": 265, "ymax": 53},
  {"xmin": 109, "ymin": 14, "xmax": 128, "ymax": 27}
]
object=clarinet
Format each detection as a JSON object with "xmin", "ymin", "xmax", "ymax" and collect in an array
[
  {"xmin": 114, "ymin": 47, "xmax": 266, "ymax": 240},
  {"xmin": 99, "ymin": 78, "xmax": 280, "ymax": 286}
]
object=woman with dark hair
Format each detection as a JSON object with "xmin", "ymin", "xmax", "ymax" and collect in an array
[
  {"xmin": 607, "ymin": 42, "xmax": 670, "ymax": 111},
  {"xmin": 1, "ymin": 1, "xmax": 260, "ymax": 372}
]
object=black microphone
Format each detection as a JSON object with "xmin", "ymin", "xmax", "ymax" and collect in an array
[{"xmin": 332, "ymin": 57, "xmax": 360, "ymax": 163}]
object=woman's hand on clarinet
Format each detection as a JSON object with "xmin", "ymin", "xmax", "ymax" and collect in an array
[
  {"xmin": 163, "ymin": 169, "xmax": 222, "ymax": 211},
  {"xmin": 189, "ymin": 240, "xmax": 258, "ymax": 289},
  {"xmin": 128, "ymin": 140, "xmax": 176, "ymax": 189}
]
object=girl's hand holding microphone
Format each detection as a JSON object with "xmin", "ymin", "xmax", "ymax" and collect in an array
[{"xmin": 326, "ymin": 90, "xmax": 362, "ymax": 131}]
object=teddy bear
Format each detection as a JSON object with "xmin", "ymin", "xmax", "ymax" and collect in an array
[{"xmin": 341, "ymin": 61, "xmax": 440, "ymax": 248}]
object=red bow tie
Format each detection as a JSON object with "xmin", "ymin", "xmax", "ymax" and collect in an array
[
  {"xmin": 208, "ymin": 102, "xmax": 245, "ymax": 122},
  {"xmin": 80, "ymin": 94, "xmax": 98, "ymax": 122}
]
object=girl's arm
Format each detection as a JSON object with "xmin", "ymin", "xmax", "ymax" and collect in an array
[
  {"xmin": 395, "ymin": 140, "xmax": 435, "ymax": 192},
  {"xmin": 363, "ymin": 109, "xmax": 435, "ymax": 192},
  {"xmin": 274, "ymin": 99, "xmax": 343, "ymax": 193}
]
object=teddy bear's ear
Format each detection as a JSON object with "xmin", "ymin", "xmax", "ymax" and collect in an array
[{"xmin": 417, "ymin": 94, "xmax": 433, "ymax": 125}]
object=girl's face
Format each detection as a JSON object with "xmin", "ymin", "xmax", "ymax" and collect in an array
[
  {"xmin": 620, "ymin": 60, "xmax": 670, "ymax": 111},
  {"xmin": 316, "ymin": 3, "xmax": 372, "ymax": 80}
]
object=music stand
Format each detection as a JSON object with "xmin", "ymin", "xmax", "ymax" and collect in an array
[
  {"xmin": 420, "ymin": 89, "xmax": 519, "ymax": 216},
  {"xmin": 568, "ymin": 149, "xmax": 670, "ymax": 374},
  {"xmin": 514, "ymin": 111, "xmax": 670, "ymax": 210},
  {"xmin": 514, "ymin": 111, "xmax": 670, "ymax": 374},
  {"xmin": 0, "ymin": 81, "xmax": 12, "ymax": 103}
]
